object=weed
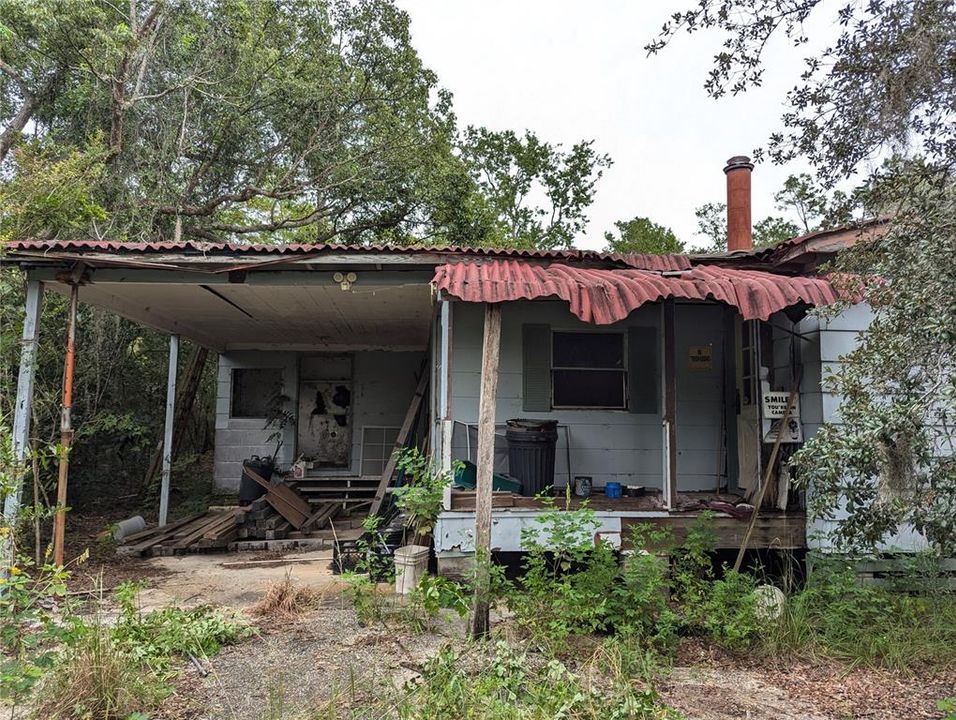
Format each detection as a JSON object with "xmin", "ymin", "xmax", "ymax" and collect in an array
[
  {"xmin": 342, "ymin": 572, "xmax": 390, "ymax": 627},
  {"xmin": 764, "ymin": 553, "xmax": 956, "ymax": 670},
  {"xmin": 346, "ymin": 641, "xmax": 682, "ymax": 719},
  {"xmin": 253, "ymin": 572, "xmax": 323, "ymax": 618},
  {"xmin": 392, "ymin": 449, "xmax": 459, "ymax": 542},
  {"xmin": 112, "ymin": 581, "xmax": 253, "ymax": 670},
  {"xmin": 0, "ymin": 552, "xmax": 87, "ymax": 706},
  {"xmin": 31, "ymin": 617, "xmax": 167, "ymax": 720}
]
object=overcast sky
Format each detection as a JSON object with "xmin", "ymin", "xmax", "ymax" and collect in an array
[{"xmin": 396, "ymin": 1, "xmax": 831, "ymax": 250}]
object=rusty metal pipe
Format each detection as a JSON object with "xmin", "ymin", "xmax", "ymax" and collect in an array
[{"xmin": 52, "ymin": 283, "xmax": 79, "ymax": 566}]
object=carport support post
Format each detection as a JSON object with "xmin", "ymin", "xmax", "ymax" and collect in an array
[
  {"xmin": 53, "ymin": 283, "xmax": 79, "ymax": 566},
  {"xmin": 158, "ymin": 334, "xmax": 179, "ymax": 527},
  {"xmin": 470, "ymin": 303, "xmax": 501, "ymax": 638},
  {"xmin": 3, "ymin": 280, "xmax": 43, "ymax": 568},
  {"xmin": 662, "ymin": 299, "xmax": 678, "ymax": 509}
]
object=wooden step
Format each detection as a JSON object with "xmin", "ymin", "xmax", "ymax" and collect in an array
[{"xmin": 295, "ymin": 484, "xmax": 377, "ymax": 493}]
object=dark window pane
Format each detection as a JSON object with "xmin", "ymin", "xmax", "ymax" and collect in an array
[
  {"xmin": 553, "ymin": 332, "xmax": 624, "ymax": 369},
  {"xmin": 231, "ymin": 368, "xmax": 283, "ymax": 418},
  {"xmin": 553, "ymin": 369, "xmax": 625, "ymax": 408}
]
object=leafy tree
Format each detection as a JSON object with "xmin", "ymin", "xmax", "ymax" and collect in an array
[
  {"xmin": 651, "ymin": 1, "xmax": 956, "ymax": 551},
  {"xmin": 693, "ymin": 202, "xmax": 727, "ymax": 251},
  {"xmin": 753, "ymin": 215, "xmax": 800, "ymax": 248},
  {"xmin": 459, "ymin": 127, "xmax": 612, "ymax": 250},
  {"xmin": 774, "ymin": 173, "xmax": 852, "ymax": 234},
  {"xmin": 0, "ymin": 0, "xmax": 463, "ymax": 244},
  {"xmin": 603, "ymin": 216, "xmax": 684, "ymax": 255}
]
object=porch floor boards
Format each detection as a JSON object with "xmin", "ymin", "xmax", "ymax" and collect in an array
[{"xmin": 447, "ymin": 489, "xmax": 807, "ymax": 550}]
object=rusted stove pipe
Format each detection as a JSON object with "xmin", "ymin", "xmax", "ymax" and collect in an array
[{"xmin": 724, "ymin": 155, "xmax": 754, "ymax": 252}]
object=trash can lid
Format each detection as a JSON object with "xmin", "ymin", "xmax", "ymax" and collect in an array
[{"xmin": 506, "ymin": 418, "xmax": 559, "ymax": 430}]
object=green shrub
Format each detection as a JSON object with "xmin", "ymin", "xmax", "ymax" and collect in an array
[{"xmin": 112, "ymin": 581, "xmax": 253, "ymax": 670}]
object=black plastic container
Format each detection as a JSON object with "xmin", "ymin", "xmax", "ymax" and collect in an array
[
  {"xmin": 505, "ymin": 419, "xmax": 558, "ymax": 496},
  {"xmin": 240, "ymin": 456, "xmax": 274, "ymax": 505}
]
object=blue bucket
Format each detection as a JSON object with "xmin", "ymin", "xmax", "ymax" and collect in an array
[{"xmin": 605, "ymin": 481, "xmax": 622, "ymax": 499}]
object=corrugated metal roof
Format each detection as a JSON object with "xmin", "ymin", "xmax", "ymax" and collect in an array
[
  {"xmin": 3, "ymin": 238, "xmax": 691, "ymax": 272},
  {"xmin": 433, "ymin": 260, "xmax": 840, "ymax": 324}
]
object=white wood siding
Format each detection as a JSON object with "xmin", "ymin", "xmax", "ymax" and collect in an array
[{"xmin": 448, "ymin": 301, "xmax": 728, "ymax": 492}]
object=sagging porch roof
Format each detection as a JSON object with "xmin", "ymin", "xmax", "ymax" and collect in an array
[{"xmin": 433, "ymin": 260, "xmax": 841, "ymax": 324}]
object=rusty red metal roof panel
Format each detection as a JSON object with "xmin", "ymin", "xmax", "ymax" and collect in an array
[
  {"xmin": 2, "ymin": 239, "xmax": 691, "ymax": 271},
  {"xmin": 433, "ymin": 260, "xmax": 840, "ymax": 324}
]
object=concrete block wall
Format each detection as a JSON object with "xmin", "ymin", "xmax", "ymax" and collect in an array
[
  {"xmin": 213, "ymin": 349, "xmax": 425, "ymax": 491},
  {"xmin": 214, "ymin": 351, "xmax": 298, "ymax": 492}
]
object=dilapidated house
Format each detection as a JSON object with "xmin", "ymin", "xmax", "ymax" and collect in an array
[{"xmin": 4, "ymin": 157, "xmax": 900, "ymax": 564}]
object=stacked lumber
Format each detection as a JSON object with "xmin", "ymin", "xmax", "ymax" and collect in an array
[
  {"xmin": 118, "ymin": 472, "xmax": 359, "ymax": 557},
  {"xmin": 117, "ymin": 508, "xmax": 242, "ymax": 557},
  {"xmin": 236, "ymin": 496, "xmax": 342, "ymax": 540}
]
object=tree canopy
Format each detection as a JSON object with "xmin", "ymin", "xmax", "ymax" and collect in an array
[
  {"xmin": 0, "ymin": 0, "xmax": 609, "ymax": 248},
  {"xmin": 651, "ymin": 0, "xmax": 956, "ymax": 551},
  {"xmin": 603, "ymin": 216, "xmax": 684, "ymax": 255}
]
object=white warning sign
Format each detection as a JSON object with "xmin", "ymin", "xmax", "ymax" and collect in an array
[{"xmin": 762, "ymin": 391, "xmax": 800, "ymax": 419}]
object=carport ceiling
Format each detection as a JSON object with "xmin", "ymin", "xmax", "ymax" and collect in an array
[{"xmin": 43, "ymin": 271, "xmax": 435, "ymax": 351}]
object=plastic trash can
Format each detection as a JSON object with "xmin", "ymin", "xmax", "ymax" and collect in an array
[{"xmin": 505, "ymin": 419, "xmax": 558, "ymax": 496}]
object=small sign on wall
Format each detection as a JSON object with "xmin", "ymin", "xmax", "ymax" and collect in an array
[
  {"xmin": 687, "ymin": 345, "xmax": 712, "ymax": 371},
  {"xmin": 762, "ymin": 390, "xmax": 803, "ymax": 443},
  {"xmin": 762, "ymin": 391, "xmax": 800, "ymax": 419}
]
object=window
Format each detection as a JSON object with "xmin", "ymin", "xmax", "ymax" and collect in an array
[
  {"xmin": 552, "ymin": 331, "xmax": 626, "ymax": 408},
  {"xmin": 230, "ymin": 368, "xmax": 283, "ymax": 418}
]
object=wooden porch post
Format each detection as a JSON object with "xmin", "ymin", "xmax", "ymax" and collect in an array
[
  {"xmin": 3, "ymin": 280, "xmax": 43, "ymax": 566},
  {"xmin": 158, "ymin": 334, "xmax": 179, "ymax": 527},
  {"xmin": 470, "ymin": 303, "xmax": 501, "ymax": 638},
  {"xmin": 662, "ymin": 300, "xmax": 678, "ymax": 508}
]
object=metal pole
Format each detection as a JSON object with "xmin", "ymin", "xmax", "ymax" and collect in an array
[
  {"xmin": 3, "ymin": 280, "xmax": 43, "ymax": 568},
  {"xmin": 52, "ymin": 283, "xmax": 79, "ymax": 566},
  {"xmin": 158, "ymin": 334, "xmax": 179, "ymax": 526}
]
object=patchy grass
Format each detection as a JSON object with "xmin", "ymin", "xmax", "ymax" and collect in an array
[
  {"xmin": 31, "ymin": 622, "xmax": 168, "ymax": 720},
  {"xmin": 27, "ymin": 581, "xmax": 253, "ymax": 719},
  {"xmin": 324, "ymin": 640, "xmax": 683, "ymax": 720}
]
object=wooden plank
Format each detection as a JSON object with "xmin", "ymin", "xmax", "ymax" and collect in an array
[
  {"xmin": 119, "ymin": 512, "xmax": 206, "ymax": 545},
  {"xmin": 117, "ymin": 512, "xmax": 210, "ymax": 555},
  {"xmin": 621, "ymin": 514, "xmax": 807, "ymax": 550},
  {"xmin": 173, "ymin": 509, "xmax": 238, "ymax": 548},
  {"xmin": 265, "ymin": 493, "xmax": 308, "ymax": 529},
  {"xmin": 369, "ymin": 369, "xmax": 429, "ymax": 516},
  {"xmin": 245, "ymin": 467, "xmax": 311, "ymax": 517},
  {"xmin": 733, "ymin": 378, "xmax": 800, "ymax": 571},
  {"xmin": 301, "ymin": 503, "xmax": 338, "ymax": 531},
  {"xmin": 471, "ymin": 303, "xmax": 501, "ymax": 639}
]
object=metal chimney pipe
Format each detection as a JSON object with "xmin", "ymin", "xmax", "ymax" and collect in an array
[{"xmin": 724, "ymin": 155, "xmax": 754, "ymax": 252}]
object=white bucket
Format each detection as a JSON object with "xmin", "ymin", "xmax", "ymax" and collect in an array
[{"xmin": 394, "ymin": 544, "xmax": 430, "ymax": 595}]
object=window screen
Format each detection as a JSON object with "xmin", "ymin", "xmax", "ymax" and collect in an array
[
  {"xmin": 552, "ymin": 332, "xmax": 626, "ymax": 408},
  {"xmin": 230, "ymin": 368, "xmax": 283, "ymax": 418},
  {"xmin": 361, "ymin": 426, "xmax": 400, "ymax": 476}
]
